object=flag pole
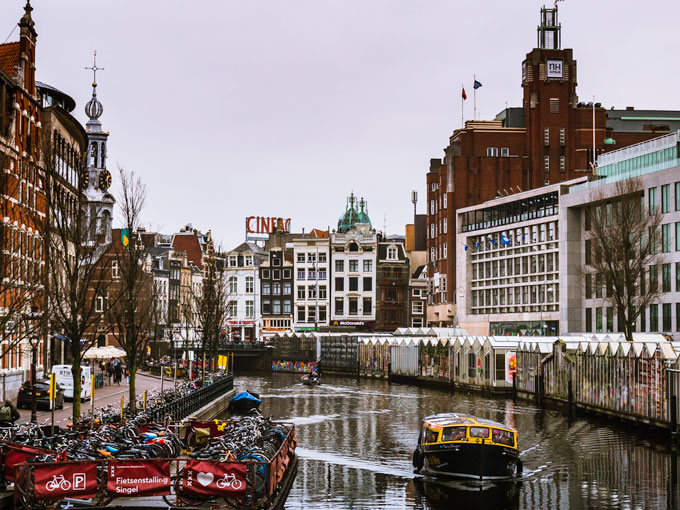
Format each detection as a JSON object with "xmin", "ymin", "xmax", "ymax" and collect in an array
[
  {"xmin": 473, "ymin": 75, "xmax": 477, "ymax": 120},
  {"xmin": 461, "ymin": 84, "xmax": 464, "ymax": 129}
]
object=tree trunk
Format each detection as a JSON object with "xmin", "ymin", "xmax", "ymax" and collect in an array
[
  {"xmin": 71, "ymin": 358, "xmax": 82, "ymax": 422},
  {"xmin": 129, "ymin": 357, "xmax": 137, "ymax": 413}
]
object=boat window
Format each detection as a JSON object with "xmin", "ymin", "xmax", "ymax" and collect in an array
[
  {"xmin": 441, "ymin": 426, "xmax": 467, "ymax": 442},
  {"xmin": 424, "ymin": 428, "xmax": 439, "ymax": 444},
  {"xmin": 492, "ymin": 428, "xmax": 515, "ymax": 447},
  {"xmin": 469, "ymin": 427, "xmax": 490, "ymax": 439}
]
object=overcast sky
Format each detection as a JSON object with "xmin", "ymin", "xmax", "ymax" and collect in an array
[{"xmin": 2, "ymin": 1, "xmax": 678, "ymax": 249}]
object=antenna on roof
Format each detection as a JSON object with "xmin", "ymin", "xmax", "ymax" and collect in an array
[{"xmin": 383, "ymin": 213, "xmax": 387, "ymax": 235}]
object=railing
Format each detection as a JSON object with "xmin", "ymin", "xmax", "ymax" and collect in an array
[{"xmin": 147, "ymin": 374, "xmax": 233, "ymax": 422}]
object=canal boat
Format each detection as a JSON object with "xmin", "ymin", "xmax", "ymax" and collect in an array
[
  {"xmin": 301, "ymin": 374, "xmax": 321, "ymax": 386},
  {"xmin": 412, "ymin": 413, "xmax": 522, "ymax": 480}
]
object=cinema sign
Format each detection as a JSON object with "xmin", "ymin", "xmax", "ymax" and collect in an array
[{"xmin": 246, "ymin": 216, "xmax": 291, "ymax": 235}]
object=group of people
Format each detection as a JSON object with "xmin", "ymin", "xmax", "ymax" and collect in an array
[{"xmin": 99, "ymin": 358, "xmax": 130, "ymax": 385}]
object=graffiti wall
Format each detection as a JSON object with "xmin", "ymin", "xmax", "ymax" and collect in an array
[{"xmin": 271, "ymin": 360, "xmax": 318, "ymax": 373}]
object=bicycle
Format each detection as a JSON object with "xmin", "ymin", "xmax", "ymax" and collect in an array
[
  {"xmin": 216, "ymin": 472, "xmax": 243, "ymax": 490},
  {"xmin": 45, "ymin": 474, "xmax": 71, "ymax": 491}
]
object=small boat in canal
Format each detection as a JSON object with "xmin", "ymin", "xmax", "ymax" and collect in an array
[
  {"xmin": 301, "ymin": 373, "xmax": 321, "ymax": 386},
  {"xmin": 412, "ymin": 413, "xmax": 522, "ymax": 480}
]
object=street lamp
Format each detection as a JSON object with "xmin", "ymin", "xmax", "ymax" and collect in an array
[{"xmin": 22, "ymin": 306, "xmax": 43, "ymax": 424}]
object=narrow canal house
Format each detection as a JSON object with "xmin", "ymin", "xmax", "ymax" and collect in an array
[{"xmin": 375, "ymin": 240, "xmax": 410, "ymax": 331}]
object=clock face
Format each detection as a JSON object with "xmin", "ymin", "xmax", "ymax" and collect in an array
[
  {"xmin": 99, "ymin": 170, "xmax": 112, "ymax": 190},
  {"xmin": 79, "ymin": 168, "xmax": 90, "ymax": 189}
]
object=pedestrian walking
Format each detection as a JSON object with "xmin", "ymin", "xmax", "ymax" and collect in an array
[
  {"xmin": 114, "ymin": 361, "xmax": 122, "ymax": 385},
  {"xmin": 125, "ymin": 366, "xmax": 130, "ymax": 385}
]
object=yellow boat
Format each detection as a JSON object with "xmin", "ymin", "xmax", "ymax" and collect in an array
[{"xmin": 412, "ymin": 413, "xmax": 522, "ymax": 480}]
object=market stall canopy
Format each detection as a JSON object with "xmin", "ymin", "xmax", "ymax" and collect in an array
[{"xmin": 83, "ymin": 345, "xmax": 126, "ymax": 359}]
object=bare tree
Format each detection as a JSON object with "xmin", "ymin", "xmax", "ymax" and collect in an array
[
  {"xmin": 40, "ymin": 135, "xmax": 112, "ymax": 421},
  {"xmin": 195, "ymin": 254, "xmax": 227, "ymax": 382},
  {"xmin": 585, "ymin": 177, "xmax": 662, "ymax": 340},
  {"xmin": 104, "ymin": 168, "xmax": 158, "ymax": 412}
]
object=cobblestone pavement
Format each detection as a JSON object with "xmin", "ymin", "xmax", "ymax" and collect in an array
[{"xmin": 16, "ymin": 372, "xmax": 167, "ymax": 425}]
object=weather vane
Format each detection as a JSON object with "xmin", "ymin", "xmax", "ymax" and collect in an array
[{"xmin": 85, "ymin": 50, "xmax": 104, "ymax": 85}]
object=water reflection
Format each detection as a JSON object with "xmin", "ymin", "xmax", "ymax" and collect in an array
[{"xmin": 232, "ymin": 373, "xmax": 680, "ymax": 509}]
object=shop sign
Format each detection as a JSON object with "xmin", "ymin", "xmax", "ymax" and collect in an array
[
  {"xmin": 34, "ymin": 463, "xmax": 98, "ymax": 500},
  {"xmin": 180, "ymin": 461, "xmax": 247, "ymax": 497},
  {"xmin": 246, "ymin": 216, "xmax": 291, "ymax": 235},
  {"xmin": 227, "ymin": 320, "xmax": 254, "ymax": 326},
  {"xmin": 106, "ymin": 460, "xmax": 171, "ymax": 497},
  {"xmin": 5, "ymin": 445, "xmax": 50, "ymax": 482},
  {"xmin": 331, "ymin": 320, "xmax": 375, "ymax": 327}
]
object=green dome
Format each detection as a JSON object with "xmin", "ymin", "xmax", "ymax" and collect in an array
[{"xmin": 337, "ymin": 193, "xmax": 372, "ymax": 233}]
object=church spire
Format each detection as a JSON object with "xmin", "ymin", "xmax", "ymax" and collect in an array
[{"xmin": 84, "ymin": 51, "xmax": 104, "ymax": 132}]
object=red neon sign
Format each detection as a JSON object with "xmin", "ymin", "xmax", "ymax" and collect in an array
[{"xmin": 246, "ymin": 216, "xmax": 291, "ymax": 235}]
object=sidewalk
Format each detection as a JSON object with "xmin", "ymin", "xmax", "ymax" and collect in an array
[{"xmin": 16, "ymin": 373, "xmax": 163, "ymax": 425}]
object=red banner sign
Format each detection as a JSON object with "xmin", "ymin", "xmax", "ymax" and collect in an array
[
  {"xmin": 246, "ymin": 216, "xmax": 291, "ymax": 234},
  {"xmin": 106, "ymin": 460, "xmax": 171, "ymax": 497},
  {"xmin": 34, "ymin": 463, "xmax": 98, "ymax": 500},
  {"xmin": 5, "ymin": 445, "xmax": 50, "ymax": 482},
  {"xmin": 180, "ymin": 460, "xmax": 247, "ymax": 497}
]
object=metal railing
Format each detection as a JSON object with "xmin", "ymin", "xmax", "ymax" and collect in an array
[{"xmin": 148, "ymin": 374, "xmax": 233, "ymax": 422}]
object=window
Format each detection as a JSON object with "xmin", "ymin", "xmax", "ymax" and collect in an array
[
  {"xmin": 283, "ymin": 282, "xmax": 292, "ymax": 295},
  {"xmin": 363, "ymin": 297, "xmax": 372, "ymax": 315},
  {"xmin": 228, "ymin": 256, "xmax": 237, "ymax": 267},
  {"xmin": 318, "ymin": 267, "xmax": 327, "ymax": 279},
  {"xmin": 297, "ymin": 269, "xmax": 306, "ymax": 280},
  {"xmin": 443, "ymin": 218, "xmax": 447, "ymax": 233},
  {"xmin": 650, "ymin": 265, "xmax": 658, "ymax": 293},
  {"xmin": 349, "ymin": 297, "xmax": 358, "ymax": 315},
  {"xmin": 430, "ymin": 224, "xmax": 434, "ymax": 238},
  {"xmin": 663, "ymin": 303, "xmax": 672, "ymax": 332},
  {"xmin": 662, "ymin": 224, "xmax": 671, "ymax": 252},
  {"xmin": 585, "ymin": 308, "xmax": 592, "ymax": 332},
  {"xmin": 308, "ymin": 285, "xmax": 316, "ymax": 299},
  {"xmin": 443, "ymin": 194, "xmax": 447, "ymax": 208},
  {"xmin": 297, "ymin": 307, "xmax": 305, "ymax": 322},
  {"xmin": 443, "ymin": 243, "xmax": 447, "ymax": 258},
  {"xmin": 297, "ymin": 253, "xmax": 305, "ymax": 263},
  {"xmin": 273, "ymin": 269, "xmax": 280, "ymax": 280},
  {"xmin": 560, "ymin": 155, "xmax": 566, "ymax": 173},
  {"xmin": 412, "ymin": 301, "xmax": 424, "ymax": 314},
  {"xmin": 335, "ymin": 260, "xmax": 344, "ymax": 272},
  {"xmin": 229, "ymin": 276, "xmax": 238, "ymax": 293},
  {"xmin": 228, "ymin": 301, "xmax": 237, "ymax": 317},
  {"xmin": 501, "ymin": 147, "xmax": 509, "ymax": 157},
  {"xmin": 272, "ymin": 257, "xmax": 281, "ymax": 267},
  {"xmin": 649, "ymin": 187, "xmax": 657, "ymax": 212},
  {"xmin": 387, "ymin": 246, "xmax": 398, "ymax": 260},
  {"xmin": 650, "ymin": 304, "xmax": 659, "ymax": 332},
  {"xmin": 95, "ymin": 295, "xmax": 105, "ymax": 313},
  {"xmin": 335, "ymin": 277, "xmax": 344, "ymax": 291},
  {"xmin": 468, "ymin": 353, "xmax": 477, "ymax": 378},
  {"xmin": 246, "ymin": 301, "xmax": 254, "ymax": 318},
  {"xmin": 430, "ymin": 200, "xmax": 435, "ymax": 214},
  {"xmin": 363, "ymin": 277, "xmax": 372, "ymax": 291},
  {"xmin": 246, "ymin": 276, "xmax": 254, "ymax": 293},
  {"xmin": 319, "ymin": 306, "xmax": 327, "ymax": 322},
  {"xmin": 544, "ymin": 155, "xmax": 550, "ymax": 173},
  {"xmin": 349, "ymin": 277, "xmax": 358, "ymax": 291},
  {"xmin": 282, "ymin": 301, "xmax": 291, "ymax": 315},
  {"xmin": 112, "ymin": 260, "xmax": 119, "ymax": 279},
  {"xmin": 244, "ymin": 255, "xmax": 253, "ymax": 266},
  {"xmin": 662, "ymin": 264, "xmax": 671, "ymax": 292},
  {"xmin": 262, "ymin": 283, "xmax": 271, "ymax": 295},
  {"xmin": 559, "ymin": 127, "xmax": 565, "ymax": 146},
  {"xmin": 272, "ymin": 282, "xmax": 281, "ymax": 295},
  {"xmin": 585, "ymin": 239, "xmax": 591, "ymax": 264},
  {"xmin": 544, "ymin": 127, "xmax": 550, "ymax": 145},
  {"xmin": 319, "ymin": 286, "xmax": 327, "ymax": 299},
  {"xmin": 349, "ymin": 260, "xmax": 358, "ymax": 272},
  {"xmin": 606, "ymin": 307, "xmax": 613, "ymax": 333},
  {"xmin": 363, "ymin": 260, "xmax": 372, "ymax": 272},
  {"xmin": 262, "ymin": 269, "xmax": 270, "ymax": 279},
  {"xmin": 307, "ymin": 306, "xmax": 316, "ymax": 322},
  {"xmin": 283, "ymin": 269, "xmax": 291, "ymax": 279},
  {"xmin": 307, "ymin": 253, "xmax": 316, "ymax": 263},
  {"xmin": 319, "ymin": 252, "xmax": 327, "ymax": 263},
  {"xmin": 676, "ymin": 223, "xmax": 680, "ymax": 251},
  {"xmin": 585, "ymin": 274, "xmax": 592, "ymax": 299},
  {"xmin": 677, "ymin": 262, "xmax": 680, "ymax": 292},
  {"xmin": 596, "ymin": 307, "xmax": 602, "ymax": 333},
  {"xmin": 676, "ymin": 182, "xmax": 680, "ymax": 211},
  {"xmin": 662, "ymin": 184, "xmax": 670, "ymax": 213},
  {"xmin": 297, "ymin": 286, "xmax": 305, "ymax": 299},
  {"xmin": 549, "ymin": 99, "xmax": 559, "ymax": 114},
  {"xmin": 486, "ymin": 147, "xmax": 498, "ymax": 157},
  {"xmin": 412, "ymin": 318, "xmax": 424, "ymax": 327},
  {"xmin": 335, "ymin": 298, "xmax": 344, "ymax": 315}
]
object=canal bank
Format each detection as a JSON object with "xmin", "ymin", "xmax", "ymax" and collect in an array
[{"xmin": 263, "ymin": 331, "xmax": 680, "ymax": 437}]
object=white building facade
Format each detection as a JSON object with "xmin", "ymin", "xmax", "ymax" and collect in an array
[
  {"xmin": 224, "ymin": 242, "xmax": 267, "ymax": 341},
  {"xmin": 293, "ymin": 237, "xmax": 330, "ymax": 331},
  {"xmin": 330, "ymin": 224, "xmax": 377, "ymax": 327}
]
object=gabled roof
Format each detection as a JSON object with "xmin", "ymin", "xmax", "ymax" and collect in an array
[
  {"xmin": 227, "ymin": 241, "xmax": 266, "ymax": 256},
  {"xmin": 172, "ymin": 232, "xmax": 204, "ymax": 270},
  {"xmin": 0, "ymin": 42, "xmax": 20, "ymax": 78}
]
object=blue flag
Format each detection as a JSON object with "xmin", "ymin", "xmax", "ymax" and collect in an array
[
  {"xmin": 473, "ymin": 79, "xmax": 483, "ymax": 89},
  {"xmin": 501, "ymin": 235, "xmax": 511, "ymax": 245},
  {"xmin": 464, "ymin": 244, "xmax": 468, "ymax": 252},
  {"xmin": 488, "ymin": 236, "xmax": 498, "ymax": 246},
  {"xmin": 475, "ymin": 241, "xmax": 480, "ymax": 249}
]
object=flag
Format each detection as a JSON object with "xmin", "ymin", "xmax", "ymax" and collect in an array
[
  {"xmin": 462, "ymin": 87, "xmax": 467, "ymax": 100},
  {"xmin": 501, "ymin": 235, "xmax": 511, "ymax": 245},
  {"xmin": 121, "ymin": 228, "xmax": 130, "ymax": 247},
  {"xmin": 463, "ymin": 243, "xmax": 468, "ymax": 252},
  {"xmin": 488, "ymin": 236, "xmax": 498, "ymax": 246},
  {"xmin": 475, "ymin": 241, "xmax": 480, "ymax": 249},
  {"xmin": 473, "ymin": 79, "xmax": 483, "ymax": 89}
]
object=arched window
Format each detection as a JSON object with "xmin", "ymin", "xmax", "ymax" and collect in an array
[
  {"xmin": 348, "ymin": 242, "xmax": 358, "ymax": 252},
  {"xmin": 90, "ymin": 142, "xmax": 98, "ymax": 167}
]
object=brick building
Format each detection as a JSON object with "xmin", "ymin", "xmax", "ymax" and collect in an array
[
  {"xmin": 375, "ymin": 241, "xmax": 409, "ymax": 331},
  {"xmin": 426, "ymin": 5, "xmax": 680, "ymax": 327}
]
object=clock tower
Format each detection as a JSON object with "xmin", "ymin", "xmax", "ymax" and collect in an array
[{"xmin": 83, "ymin": 52, "xmax": 114, "ymax": 244}]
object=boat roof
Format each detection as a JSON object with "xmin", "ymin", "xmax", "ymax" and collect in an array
[{"xmin": 421, "ymin": 413, "xmax": 515, "ymax": 432}]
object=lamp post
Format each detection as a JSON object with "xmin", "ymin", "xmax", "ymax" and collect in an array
[{"xmin": 22, "ymin": 306, "xmax": 43, "ymax": 424}]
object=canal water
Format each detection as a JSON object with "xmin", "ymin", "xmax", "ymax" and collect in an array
[{"xmin": 233, "ymin": 372, "xmax": 680, "ymax": 510}]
